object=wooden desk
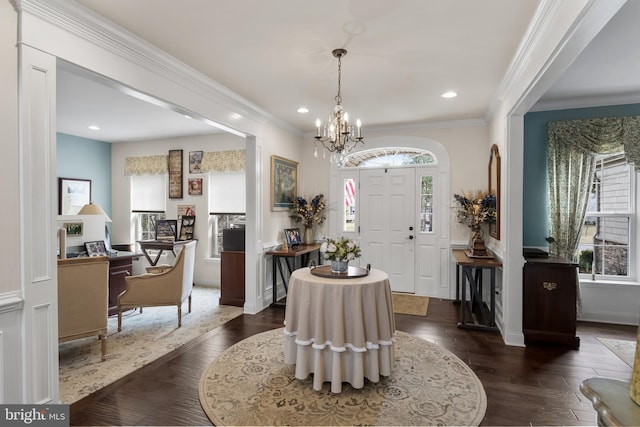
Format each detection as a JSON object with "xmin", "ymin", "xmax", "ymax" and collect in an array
[
  {"xmin": 136, "ymin": 239, "xmax": 193, "ymax": 266},
  {"xmin": 107, "ymin": 251, "xmax": 139, "ymax": 316},
  {"xmin": 580, "ymin": 377, "xmax": 640, "ymax": 426},
  {"xmin": 283, "ymin": 267, "xmax": 395, "ymax": 393},
  {"xmin": 452, "ymin": 249, "xmax": 501, "ymax": 332},
  {"xmin": 266, "ymin": 244, "xmax": 321, "ymax": 306}
]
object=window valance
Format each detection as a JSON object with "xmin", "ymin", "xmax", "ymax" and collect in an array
[
  {"xmin": 125, "ymin": 150, "xmax": 245, "ymax": 176},
  {"xmin": 201, "ymin": 150, "xmax": 245, "ymax": 172},
  {"xmin": 124, "ymin": 155, "xmax": 168, "ymax": 176},
  {"xmin": 548, "ymin": 116, "xmax": 640, "ymax": 168}
]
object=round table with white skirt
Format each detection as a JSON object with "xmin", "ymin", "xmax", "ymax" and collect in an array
[{"xmin": 283, "ymin": 267, "xmax": 395, "ymax": 393}]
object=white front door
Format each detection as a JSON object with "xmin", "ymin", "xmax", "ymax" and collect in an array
[{"xmin": 360, "ymin": 168, "xmax": 416, "ymax": 292}]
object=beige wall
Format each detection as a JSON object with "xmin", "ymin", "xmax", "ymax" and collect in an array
[
  {"xmin": 299, "ymin": 122, "xmax": 491, "ymax": 244},
  {"xmin": 0, "ymin": 1, "xmax": 19, "ymax": 294}
]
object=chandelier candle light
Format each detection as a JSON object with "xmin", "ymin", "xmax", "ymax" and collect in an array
[{"xmin": 314, "ymin": 48, "xmax": 364, "ymax": 164}]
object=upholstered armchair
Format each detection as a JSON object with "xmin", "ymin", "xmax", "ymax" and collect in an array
[
  {"xmin": 117, "ymin": 240, "xmax": 197, "ymax": 331},
  {"xmin": 58, "ymin": 256, "xmax": 110, "ymax": 361}
]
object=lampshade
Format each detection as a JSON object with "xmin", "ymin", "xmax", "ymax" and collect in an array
[{"xmin": 78, "ymin": 202, "xmax": 112, "ymax": 223}]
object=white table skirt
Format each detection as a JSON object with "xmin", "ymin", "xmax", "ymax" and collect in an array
[{"xmin": 283, "ymin": 267, "xmax": 395, "ymax": 393}]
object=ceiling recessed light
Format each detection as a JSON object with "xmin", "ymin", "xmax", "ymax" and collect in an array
[
  {"xmin": 184, "ymin": 115, "xmax": 192, "ymax": 119},
  {"xmin": 230, "ymin": 113, "xmax": 242, "ymax": 120},
  {"xmin": 88, "ymin": 125, "xmax": 100, "ymax": 130},
  {"xmin": 297, "ymin": 107, "xmax": 309, "ymax": 114},
  {"xmin": 441, "ymin": 91, "xmax": 458, "ymax": 99}
]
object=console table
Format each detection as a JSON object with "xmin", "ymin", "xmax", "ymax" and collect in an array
[
  {"xmin": 265, "ymin": 243, "xmax": 321, "ymax": 307},
  {"xmin": 283, "ymin": 267, "xmax": 395, "ymax": 393},
  {"xmin": 452, "ymin": 249, "xmax": 501, "ymax": 332},
  {"xmin": 136, "ymin": 239, "xmax": 193, "ymax": 266}
]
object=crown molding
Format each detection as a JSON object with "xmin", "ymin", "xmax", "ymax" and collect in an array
[
  {"xmin": 529, "ymin": 93, "xmax": 640, "ymax": 112},
  {"xmin": 14, "ymin": 0, "xmax": 310, "ymax": 133}
]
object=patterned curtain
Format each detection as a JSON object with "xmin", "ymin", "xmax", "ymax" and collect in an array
[
  {"xmin": 547, "ymin": 116, "xmax": 640, "ymax": 260},
  {"xmin": 124, "ymin": 155, "xmax": 168, "ymax": 176},
  {"xmin": 124, "ymin": 150, "xmax": 246, "ymax": 176},
  {"xmin": 201, "ymin": 150, "xmax": 245, "ymax": 172}
]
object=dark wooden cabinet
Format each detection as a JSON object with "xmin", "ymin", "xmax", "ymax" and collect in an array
[
  {"xmin": 108, "ymin": 254, "xmax": 137, "ymax": 315},
  {"xmin": 523, "ymin": 256, "xmax": 580, "ymax": 348},
  {"xmin": 220, "ymin": 250, "xmax": 245, "ymax": 307}
]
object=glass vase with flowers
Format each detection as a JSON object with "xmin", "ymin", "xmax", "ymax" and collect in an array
[{"xmin": 320, "ymin": 237, "xmax": 362, "ymax": 273}]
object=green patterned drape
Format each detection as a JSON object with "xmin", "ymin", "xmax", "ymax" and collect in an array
[{"xmin": 547, "ymin": 116, "xmax": 640, "ymax": 260}]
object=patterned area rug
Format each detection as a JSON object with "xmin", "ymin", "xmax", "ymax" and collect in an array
[
  {"xmin": 392, "ymin": 292, "xmax": 429, "ymax": 316},
  {"xmin": 199, "ymin": 328, "xmax": 487, "ymax": 426},
  {"xmin": 597, "ymin": 337, "xmax": 636, "ymax": 367},
  {"xmin": 59, "ymin": 286, "xmax": 243, "ymax": 404}
]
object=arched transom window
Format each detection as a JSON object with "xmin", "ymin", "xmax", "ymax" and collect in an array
[{"xmin": 342, "ymin": 147, "xmax": 436, "ymax": 167}]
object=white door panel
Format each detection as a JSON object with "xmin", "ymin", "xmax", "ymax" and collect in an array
[{"xmin": 361, "ymin": 168, "xmax": 415, "ymax": 293}]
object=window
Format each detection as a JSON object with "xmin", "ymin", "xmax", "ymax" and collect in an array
[
  {"xmin": 210, "ymin": 213, "xmax": 245, "ymax": 258},
  {"xmin": 578, "ymin": 153, "xmax": 634, "ymax": 279},
  {"xmin": 131, "ymin": 175, "xmax": 166, "ymax": 242},
  {"xmin": 343, "ymin": 178, "xmax": 356, "ymax": 232},
  {"xmin": 420, "ymin": 175, "xmax": 434, "ymax": 233}
]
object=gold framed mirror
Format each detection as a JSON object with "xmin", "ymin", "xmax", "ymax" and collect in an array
[{"xmin": 488, "ymin": 144, "xmax": 501, "ymax": 240}]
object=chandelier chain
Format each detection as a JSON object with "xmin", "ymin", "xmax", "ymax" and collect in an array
[{"xmin": 335, "ymin": 55, "xmax": 342, "ymax": 105}]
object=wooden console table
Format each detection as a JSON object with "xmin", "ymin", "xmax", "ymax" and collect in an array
[
  {"xmin": 266, "ymin": 243, "xmax": 321, "ymax": 307},
  {"xmin": 136, "ymin": 239, "xmax": 193, "ymax": 266},
  {"xmin": 452, "ymin": 249, "xmax": 501, "ymax": 332}
]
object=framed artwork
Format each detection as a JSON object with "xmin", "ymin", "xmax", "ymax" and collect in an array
[
  {"xmin": 58, "ymin": 177, "xmax": 91, "ymax": 215},
  {"xmin": 155, "ymin": 219, "xmax": 178, "ymax": 241},
  {"xmin": 488, "ymin": 144, "xmax": 501, "ymax": 240},
  {"xmin": 284, "ymin": 228, "xmax": 301, "ymax": 247},
  {"xmin": 188, "ymin": 178, "xmax": 202, "ymax": 195},
  {"xmin": 168, "ymin": 149, "xmax": 183, "ymax": 199},
  {"xmin": 178, "ymin": 215, "xmax": 196, "ymax": 241},
  {"xmin": 189, "ymin": 151, "xmax": 203, "ymax": 173},
  {"xmin": 63, "ymin": 222, "xmax": 83, "ymax": 237},
  {"xmin": 271, "ymin": 155, "xmax": 298, "ymax": 211},
  {"xmin": 85, "ymin": 240, "xmax": 108, "ymax": 257}
]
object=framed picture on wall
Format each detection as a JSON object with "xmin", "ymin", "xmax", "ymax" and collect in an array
[
  {"xmin": 189, "ymin": 151, "xmax": 203, "ymax": 173},
  {"xmin": 58, "ymin": 177, "xmax": 91, "ymax": 215},
  {"xmin": 271, "ymin": 155, "xmax": 298, "ymax": 211},
  {"xmin": 168, "ymin": 149, "xmax": 183, "ymax": 199},
  {"xmin": 188, "ymin": 178, "xmax": 202, "ymax": 195}
]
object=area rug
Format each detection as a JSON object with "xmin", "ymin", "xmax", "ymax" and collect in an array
[
  {"xmin": 59, "ymin": 285, "xmax": 243, "ymax": 404},
  {"xmin": 597, "ymin": 337, "xmax": 636, "ymax": 367},
  {"xmin": 199, "ymin": 328, "xmax": 486, "ymax": 426},
  {"xmin": 392, "ymin": 292, "xmax": 429, "ymax": 316}
]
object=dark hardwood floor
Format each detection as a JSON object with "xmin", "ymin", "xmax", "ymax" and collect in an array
[{"xmin": 69, "ymin": 299, "xmax": 636, "ymax": 426}]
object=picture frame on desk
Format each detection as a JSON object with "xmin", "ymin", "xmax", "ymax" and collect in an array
[
  {"xmin": 85, "ymin": 240, "xmax": 108, "ymax": 257},
  {"xmin": 284, "ymin": 228, "xmax": 301, "ymax": 247},
  {"xmin": 155, "ymin": 219, "xmax": 177, "ymax": 241}
]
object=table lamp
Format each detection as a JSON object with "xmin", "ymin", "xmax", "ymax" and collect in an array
[{"xmin": 78, "ymin": 201, "xmax": 112, "ymax": 222}]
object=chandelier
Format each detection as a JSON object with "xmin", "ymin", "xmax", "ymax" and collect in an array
[{"xmin": 314, "ymin": 48, "xmax": 364, "ymax": 164}]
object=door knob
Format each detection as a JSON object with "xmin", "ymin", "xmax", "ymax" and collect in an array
[{"xmin": 409, "ymin": 235, "xmax": 414, "ymax": 240}]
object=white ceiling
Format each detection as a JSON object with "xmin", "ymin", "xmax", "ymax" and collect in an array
[{"xmin": 57, "ymin": 0, "xmax": 640, "ymax": 143}]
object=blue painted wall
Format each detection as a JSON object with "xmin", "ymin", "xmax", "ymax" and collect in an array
[
  {"xmin": 56, "ymin": 133, "xmax": 112, "ymax": 218},
  {"xmin": 523, "ymin": 103, "xmax": 640, "ymax": 247}
]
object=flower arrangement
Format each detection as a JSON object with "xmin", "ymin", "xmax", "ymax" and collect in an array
[
  {"xmin": 320, "ymin": 237, "xmax": 361, "ymax": 262},
  {"xmin": 290, "ymin": 194, "xmax": 326, "ymax": 227},
  {"xmin": 454, "ymin": 191, "xmax": 496, "ymax": 230}
]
